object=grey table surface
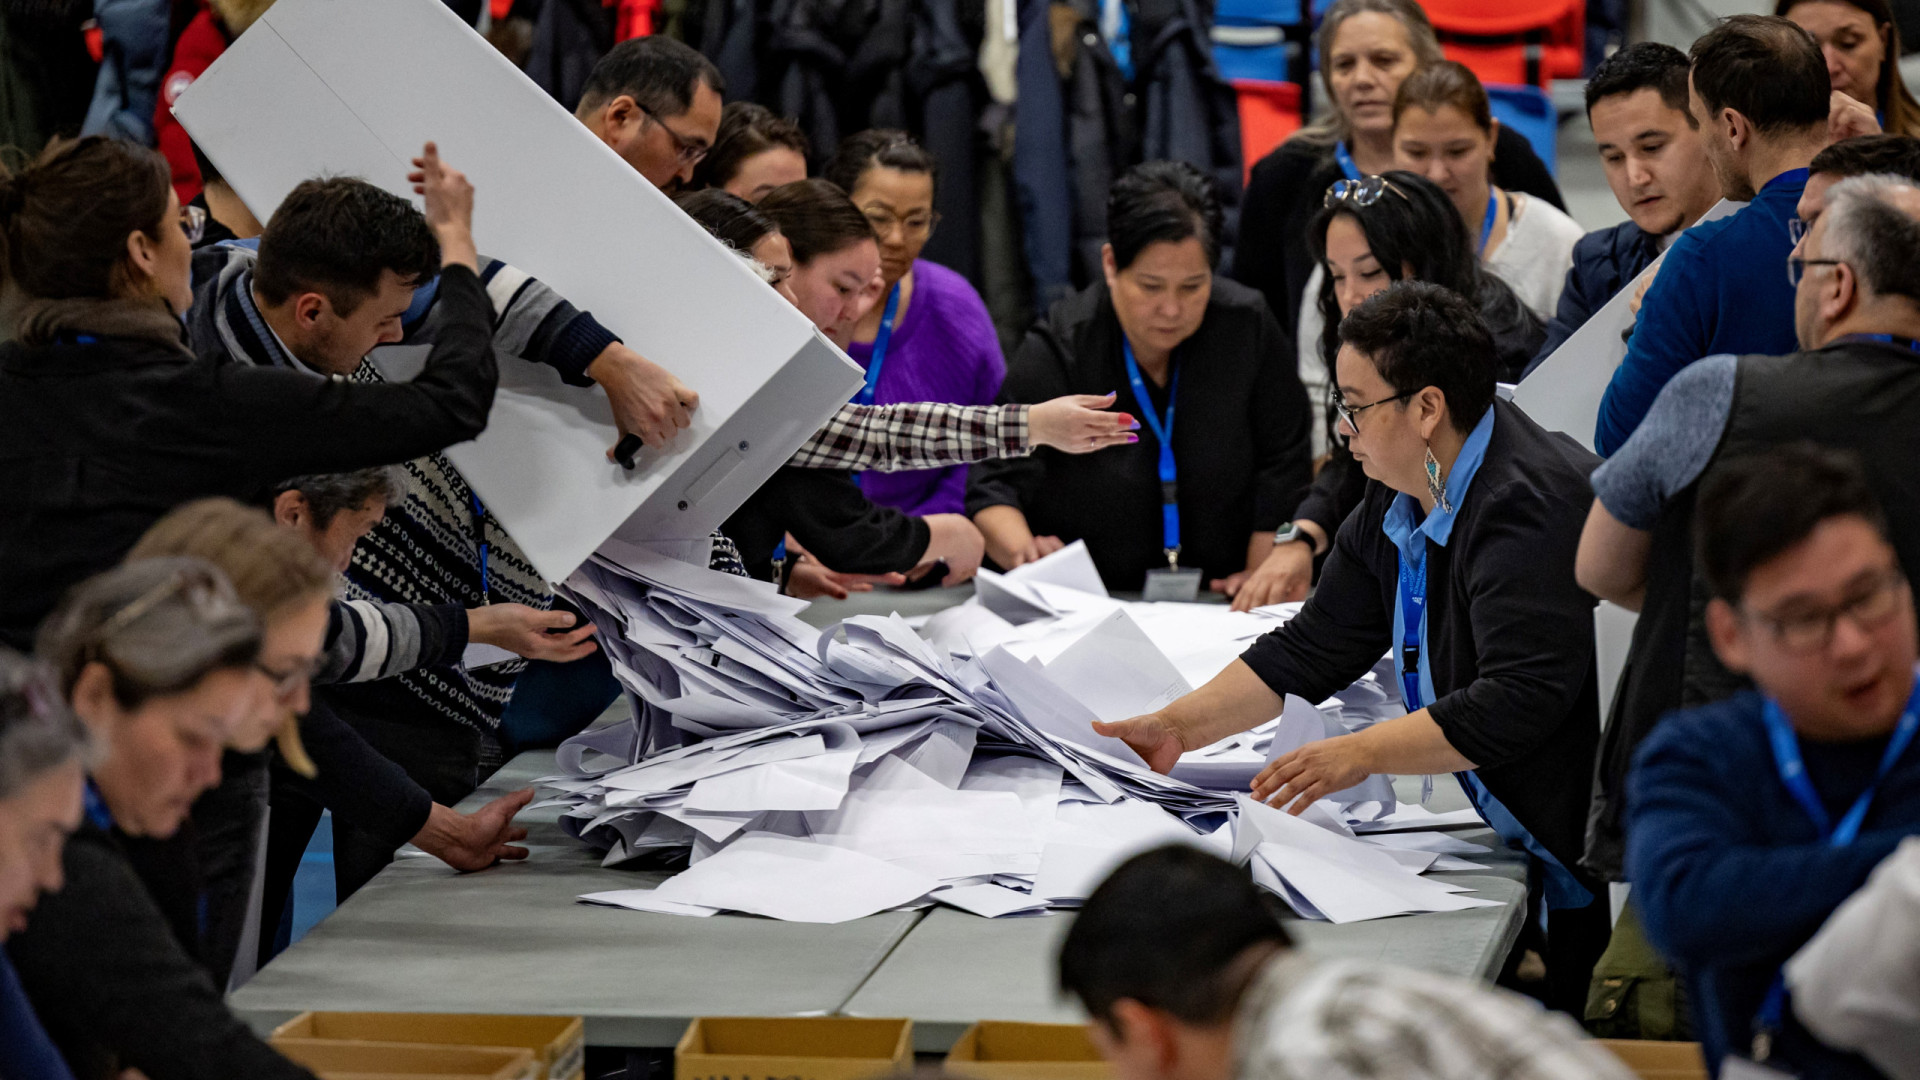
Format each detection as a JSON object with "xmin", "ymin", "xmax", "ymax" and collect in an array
[{"xmin": 238, "ymin": 590, "xmax": 1525, "ymax": 1052}]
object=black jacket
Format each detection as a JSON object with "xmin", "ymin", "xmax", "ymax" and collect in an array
[
  {"xmin": 0, "ymin": 266, "xmax": 496, "ymax": 650},
  {"xmin": 1234, "ymin": 127, "xmax": 1564, "ymax": 342},
  {"xmin": 1240, "ymin": 400, "xmax": 1602, "ymax": 877},
  {"xmin": 1530, "ymin": 218, "xmax": 1664, "ymax": 374},
  {"xmin": 7, "ymin": 819, "xmax": 316, "ymax": 1080},
  {"xmin": 967, "ymin": 277, "xmax": 1312, "ymax": 590},
  {"xmin": 724, "ymin": 467, "xmax": 933, "ymax": 582}
]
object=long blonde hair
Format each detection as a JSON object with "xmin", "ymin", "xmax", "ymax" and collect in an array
[
  {"xmin": 1293, "ymin": 0, "xmax": 1446, "ymax": 149},
  {"xmin": 126, "ymin": 498, "xmax": 335, "ymax": 775}
]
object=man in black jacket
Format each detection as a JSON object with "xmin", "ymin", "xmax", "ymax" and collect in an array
[
  {"xmin": 1101, "ymin": 283, "xmax": 1606, "ymax": 1015},
  {"xmin": 1530, "ymin": 43, "xmax": 1721, "ymax": 369}
]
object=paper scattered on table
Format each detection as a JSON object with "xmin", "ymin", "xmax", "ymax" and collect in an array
[{"xmin": 546, "ymin": 542, "xmax": 1489, "ymax": 923}]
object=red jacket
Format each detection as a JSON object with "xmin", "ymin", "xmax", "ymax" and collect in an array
[{"xmin": 153, "ymin": 6, "xmax": 230, "ymax": 203}]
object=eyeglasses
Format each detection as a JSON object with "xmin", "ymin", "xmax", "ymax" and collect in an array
[
  {"xmin": 255, "ymin": 654, "xmax": 322, "ymax": 702},
  {"xmin": 638, "ymin": 103, "xmax": 710, "ymax": 167},
  {"xmin": 1324, "ymin": 175, "xmax": 1409, "ymax": 209},
  {"xmin": 1743, "ymin": 567, "xmax": 1908, "ymax": 654},
  {"xmin": 862, "ymin": 209, "xmax": 940, "ymax": 240},
  {"xmin": 1788, "ymin": 255, "xmax": 1846, "ymax": 287},
  {"xmin": 1332, "ymin": 389, "xmax": 1415, "ymax": 433},
  {"xmin": 1789, "ymin": 215, "xmax": 1810, "ymax": 244}
]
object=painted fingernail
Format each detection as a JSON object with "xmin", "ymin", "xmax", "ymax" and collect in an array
[
  {"xmin": 1129, "ymin": 419, "xmax": 1141, "ymax": 430},
  {"xmin": 1125, "ymin": 434, "xmax": 1139, "ymax": 443}
]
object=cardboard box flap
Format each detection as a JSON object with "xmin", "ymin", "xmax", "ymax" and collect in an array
[
  {"xmin": 271, "ymin": 1014, "xmax": 583, "ymax": 1080},
  {"xmin": 676, "ymin": 1017, "xmax": 913, "ymax": 1080},
  {"xmin": 274, "ymin": 1038, "xmax": 536, "ymax": 1080}
]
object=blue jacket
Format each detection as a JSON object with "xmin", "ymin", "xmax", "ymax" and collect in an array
[
  {"xmin": 1627, "ymin": 689, "xmax": 1920, "ymax": 1077},
  {"xmin": 0, "ymin": 949, "xmax": 73, "ymax": 1080},
  {"xmin": 1594, "ymin": 169, "xmax": 1806, "ymax": 456},
  {"xmin": 1528, "ymin": 219, "xmax": 1664, "ymax": 375},
  {"xmin": 79, "ymin": 0, "xmax": 170, "ymax": 145}
]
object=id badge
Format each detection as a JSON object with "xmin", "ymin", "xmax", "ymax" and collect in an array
[
  {"xmin": 1722, "ymin": 1058, "xmax": 1797, "ymax": 1080},
  {"xmin": 1142, "ymin": 567, "xmax": 1202, "ymax": 602}
]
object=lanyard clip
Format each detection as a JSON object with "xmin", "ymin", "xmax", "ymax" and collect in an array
[
  {"xmin": 1751, "ymin": 1029, "xmax": 1773, "ymax": 1063},
  {"xmin": 1164, "ymin": 547, "xmax": 1180, "ymax": 571},
  {"xmin": 1401, "ymin": 643, "xmax": 1420, "ymax": 672}
]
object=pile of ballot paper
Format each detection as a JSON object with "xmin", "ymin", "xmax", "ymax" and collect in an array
[{"xmin": 543, "ymin": 541, "xmax": 1497, "ymax": 924}]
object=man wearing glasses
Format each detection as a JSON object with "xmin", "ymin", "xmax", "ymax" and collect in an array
[
  {"xmin": 1577, "ymin": 172, "xmax": 1920, "ymax": 885},
  {"xmin": 1624, "ymin": 443, "xmax": 1920, "ymax": 1077},
  {"xmin": 575, "ymin": 36, "xmax": 725, "ymax": 192}
]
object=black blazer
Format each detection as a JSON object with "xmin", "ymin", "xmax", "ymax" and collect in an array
[
  {"xmin": 7, "ymin": 819, "xmax": 317, "ymax": 1080},
  {"xmin": 967, "ymin": 277, "xmax": 1313, "ymax": 590},
  {"xmin": 1240, "ymin": 399, "xmax": 1602, "ymax": 877}
]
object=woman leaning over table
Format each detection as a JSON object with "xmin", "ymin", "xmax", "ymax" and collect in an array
[
  {"xmin": 1097, "ymin": 282, "xmax": 1607, "ymax": 1017},
  {"xmin": 10, "ymin": 558, "xmax": 321, "ymax": 1080}
]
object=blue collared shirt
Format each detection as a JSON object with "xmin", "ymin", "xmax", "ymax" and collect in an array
[{"xmin": 1385, "ymin": 407, "xmax": 1593, "ymax": 910}]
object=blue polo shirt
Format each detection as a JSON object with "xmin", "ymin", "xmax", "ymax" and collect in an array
[
  {"xmin": 1387, "ymin": 408, "xmax": 1593, "ymax": 912},
  {"xmin": 1594, "ymin": 168, "xmax": 1806, "ymax": 457}
]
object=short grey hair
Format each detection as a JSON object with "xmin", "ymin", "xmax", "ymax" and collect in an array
[
  {"xmin": 1818, "ymin": 173, "xmax": 1920, "ymax": 306},
  {"xmin": 0, "ymin": 647, "xmax": 95, "ymax": 800},
  {"xmin": 272, "ymin": 466, "xmax": 405, "ymax": 530}
]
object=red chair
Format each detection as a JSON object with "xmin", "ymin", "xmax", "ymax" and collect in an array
[
  {"xmin": 1420, "ymin": 0, "xmax": 1584, "ymax": 89},
  {"xmin": 1233, "ymin": 79, "xmax": 1303, "ymax": 183}
]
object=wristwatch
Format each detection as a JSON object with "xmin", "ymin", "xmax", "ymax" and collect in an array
[{"xmin": 1272, "ymin": 522, "xmax": 1311, "ymax": 548}]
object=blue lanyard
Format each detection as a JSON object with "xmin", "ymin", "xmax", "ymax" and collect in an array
[
  {"xmin": 470, "ymin": 491, "xmax": 491, "ymax": 605},
  {"xmin": 1397, "ymin": 552, "xmax": 1428, "ymax": 709},
  {"xmin": 1751, "ymin": 676, "xmax": 1920, "ymax": 1054},
  {"xmin": 1333, "ymin": 141, "xmax": 1361, "ymax": 181},
  {"xmin": 855, "ymin": 282, "xmax": 902, "ymax": 407},
  {"xmin": 1835, "ymin": 333, "xmax": 1920, "ymax": 353},
  {"xmin": 1122, "ymin": 337, "xmax": 1181, "ymax": 568},
  {"xmin": 83, "ymin": 779, "xmax": 113, "ymax": 831},
  {"xmin": 1477, "ymin": 189, "xmax": 1498, "ymax": 254}
]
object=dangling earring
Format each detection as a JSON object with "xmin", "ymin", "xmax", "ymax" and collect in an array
[{"xmin": 1424, "ymin": 445, "xmax": 1453, "ymax": 514}]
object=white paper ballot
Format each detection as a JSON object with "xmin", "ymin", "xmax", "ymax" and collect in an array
[
  {"xmin": 931, "ymin": 883, "xmax": 1052, "ymax": 918},
  {"xmin": 650, "ymin": 834, "xmax": 938, "ymax": 923},
  {"xmin": 1044, "ymin": 609, "xmax": 1193, "ymax": 722},
  {"xmin": 1512, "ymin": 198, "xmax": 1741, "ymax": 451},
  {"xmin": 1004, "ymin": 540, "xmax": 1108, "ymax": 598},
  {"xmin": 174, "ymin": 0, "xmax": 863, "ymax": 583}
]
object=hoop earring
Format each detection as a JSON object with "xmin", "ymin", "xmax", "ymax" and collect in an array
[{"xmin": 1424, "ymin": 445, "xmax": 1453, "ymax": 515}]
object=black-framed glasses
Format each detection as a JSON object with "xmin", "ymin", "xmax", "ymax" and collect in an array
[
  {"xmin": 1789, "ymin": 256, "xmax": 1846, "ymax": 287},
  {"xmin": 638, "ymin": 103, "xmax": 710, "ymax": 167},
  {"xmin": 1324, "ymin": 175, "xmax": 1409, "ymax": 209},
  {"xmin": 1332, "ymin": 389, "xmax": 1415, "ymax": 432},
  {"xmin": 1789, "ymin": 215, "xmax": 1810, "ymax": 244},
  {"xmin": 179, "ymin": 204, "xmax": 207, "ymax": 245},
  {"xmin": 862, "ymin": 208, "xmax": 941, "ymax": 240},
  {"xmin": 255, "ymin": 654, "xmax": 323, "ymax": 702},
  {"xmin": 1742, "ymin": 567, "xmax": 1908, "ymax": 654}
]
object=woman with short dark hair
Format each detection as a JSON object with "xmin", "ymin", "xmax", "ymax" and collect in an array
[
  {"xmin": 691, "ymin": 102, "xmax": 810, "ymax": 200},
  {"xmin": 1101, "ymin": 281, "xmax": 1608, "ymax": 1016},
  {"xmin": 968, "ymin": 161, "xmax": 1313, "ymax": 593}
]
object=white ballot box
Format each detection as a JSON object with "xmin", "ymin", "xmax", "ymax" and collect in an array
[
  {"xmin": 1513, "ymin": 198, "xmax": 1740, "ymax": 453},
  {"xmin": 174, "ymin": 0, "xmax": 862, "ymax": 583}
]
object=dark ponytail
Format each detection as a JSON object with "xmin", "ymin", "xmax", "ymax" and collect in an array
[{"xmin": 0, "ymin": 136, "xmax": 173, "ymax": 302}]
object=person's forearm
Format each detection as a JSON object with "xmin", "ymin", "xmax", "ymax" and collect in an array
[
  {"xmin": 1243, "ymin": 532, "xmax": 1276, "ymax": 572},
  {"xmin": 1162, "ymin": 659, "xmax": 1287, "ymax": 752},
  {"xmin": 1343, "ymin": 709, "xmax": 1476, "ymax": 774},
  {"xmin": 974, "ymin": 504, "xmax": 1035, "ymax": 566},
  {"xmin": 1576, "ymin": 501, "xmax": 1652, "ymax": 611}
]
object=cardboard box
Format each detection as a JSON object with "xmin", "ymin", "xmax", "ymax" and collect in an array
[
  {"xmin": 273, "ymin": 1038, "xmax": 537, "ymax": 1080},
  {"xmin": 675, "ymin": 1017, "xmax": 913, "ymax": 1080},
  {"xmin": 272, "ymin": 1013, "xmax": 584, "ymax": 1080},
  {"xmin": 1595, "ymin": 1040, "xmax": 1709, "ymax": 1080},
  {"xmin": 944, "ymin": 1022, "xmax": 1112, "ymax": 1080}
]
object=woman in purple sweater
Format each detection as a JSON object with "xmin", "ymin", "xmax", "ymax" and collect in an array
[{"xmin": 824, "ymin": 131, "xmax": 1007, "ymax": 517}]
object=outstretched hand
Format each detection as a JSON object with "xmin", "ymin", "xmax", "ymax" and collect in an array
[
  {"xmin": 1091, "ymin": 713, "xmax": 1187, "ymax": 774},
  {"xmin": 588, "ymin": 342, "xmax": 699, "ymax": 456},
  {"xmin": 1030, "ymin": 393, "xmax": 1138, "ymax": 454},
  {"xmin": 408, "ymin": 141, "xmax": 477, "ymax": 271},
  {"xmin": 467, "ymin": 603, "xmax": 599, "ymax": 663},
  {"xmin": 411, "ymin": 788, "xmax": 534, "ymax": 872},
  {"xmin": 1250, "ymin": 738, "xmax": 1371, "ymax": 814}
]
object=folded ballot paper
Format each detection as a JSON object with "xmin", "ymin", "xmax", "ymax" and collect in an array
[{"xmin": 555, "ymin": 542, "xmax": 1492, "ymax": 924}]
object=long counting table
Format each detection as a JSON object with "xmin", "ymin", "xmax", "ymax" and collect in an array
[{"xmin": 231, "ymin": 592, "xmax": 1527, "ymax": 1050}]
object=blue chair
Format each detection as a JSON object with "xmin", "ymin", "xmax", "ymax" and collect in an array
[
  {"xmin": 1210, "ymin": 0, "xmax": 1309, "ymax": 92},
  {"xmin": 1486, "ymin": 82, "xmax": 1557, "ymax": 177},
  {"xmin": 1214, "ymin": 0, "xmax": 1301, "ymax": 24}
]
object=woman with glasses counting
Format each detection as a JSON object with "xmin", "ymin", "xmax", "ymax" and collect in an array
[
  {"xmin": 1098, "ymin": 281, "xmax": 1610, "ymax": 1015},
  {"xmin": 1231, "ymin": 171, "xmax": 1543, "ymax": 609},
  {"xmin": 967, "ymin": 161, "xmax": 1313, "ymax": 594},
  {"xmin": 821, "ymin": 131, "xmax": 1011, "ymax": 518},
  {"xmin": 11, "ymin": 558, "xmax": 324, "ymax": 1079}
]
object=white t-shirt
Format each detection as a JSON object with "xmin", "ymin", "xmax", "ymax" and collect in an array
[
  {"xmin": 1485, "ymin": 192, "xmax": 1585, "ymax": 322},
  {"xmin": 1296, "ymin": 265, "xmax": 1331, "ymax": 458}
]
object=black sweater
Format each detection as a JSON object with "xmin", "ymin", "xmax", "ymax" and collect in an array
[
  {"xmin": 0, "ymin": 265, "xmax": 497, "ymax": 650},
  {"xmin": 7, "ymin": 820, "xmax": 317, "ymax": 1080},
  {"xmin": 1239, "ymin": 400, "xmax": 1602, "ymax": 876},
  {"xmin": 723, "ymin": 467, "xmax": 934, "ymax": 582},
  {"xmin": 966, "ymin": 278, "xmax": 1313, "ymax": 590},
  {"xmin": 1233, "ymin": 127, "xmax": 1564, "ymax": 342}
]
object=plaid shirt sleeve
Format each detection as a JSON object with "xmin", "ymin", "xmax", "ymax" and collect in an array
[
  {"xmin": 786, "ymin": 402, "xmax": 1032, "ymax": 472},
  {"xmin": 1237, "ymin": 955, "xmax": 1636, "ymax": 1080}
]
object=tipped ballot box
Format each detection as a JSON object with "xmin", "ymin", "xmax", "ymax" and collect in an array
[
  {"xmin": 675, "ymin": 1017, "xmax": 913, "ymax": 1080},
  {"xmin": 944, "ymin": 1022, "xmax": 1112, "ymax": 1080},
  {"xmin": 173, "ymin": 0, "xmax": 862, "ymax": 584},
  {"xmin": 272, "ymin": 1038, "xmax": 537, "ymax": 1080},
  {"xmin": 271, "ymin": 1013, "xmax": 585, "ymax": 1080},
  {"xmin": 1595, "ymin": 1040, "xmax": 1709, "ymax": 1080}
]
